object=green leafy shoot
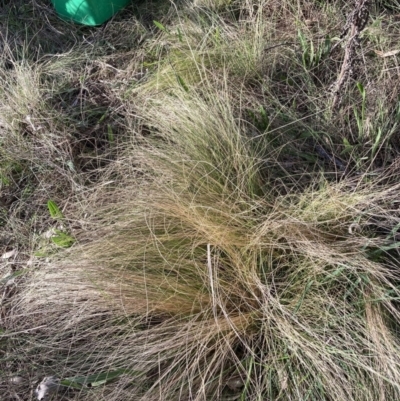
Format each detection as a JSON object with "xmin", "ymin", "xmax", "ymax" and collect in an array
[
  {"xmin": 177, "ymin": 27, "xmax": 183, "ymax": 42},
  {"xmin": 177, "ymin": 74, "xmax": 189, "ymax": 92},
  {"xmin": 47, "ymin": 200, "xmax": 64, "ymax": 220},
  {"xmin": 107, "ymin": 124, "xmax": 115, "ymax": 144},
  {"xmin": 51, "ymin": 230, "xmax": 75, "ymax": 248},
  {"xmin": 153, "ymin": 20, "xmax": 167, "ymax": 32},
  {"xmin": 61, "ymin": 369, "xmax": 130, "ymax": 389},
  {"xmin": 0, "ymin": 269, "xmax": 28, "ymax": 285}
]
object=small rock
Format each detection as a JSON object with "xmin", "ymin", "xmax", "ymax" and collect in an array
[
  {"xmin": 226, "ymin": 375, "xmax": 244, "ymax": 390},
  {"xmin": 34, "ymin": 376, "xmax": 60, "ymax": 400},
  {"xmin": 9, "ymin": 376, "xmax": 24, "ymax": 385},
  {"xmin": 1, "ymin": 249, "xmax": 17, "ymax": 259}
]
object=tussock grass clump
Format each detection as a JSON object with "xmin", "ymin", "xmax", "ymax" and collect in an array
[
  {"xmin": 3, "ymin": 1, "xmax": 400, "ymax": 400},
  {"xmin": 11, "ymin": 81, "xmax": 400, "ymax": 400}
]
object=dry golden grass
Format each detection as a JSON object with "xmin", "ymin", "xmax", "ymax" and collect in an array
[
  {"xmin": 2, "ymin": 1, "xmax": 400, "ymax": 400},
  {"xmin": 8, "ymin": 80, "xmax": 400, "ymax": 400}
]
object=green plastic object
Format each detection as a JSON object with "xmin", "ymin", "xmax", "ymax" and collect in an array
[{"xmin": 51, "ymin": 0, "xmax": 131, "ymax": 26}]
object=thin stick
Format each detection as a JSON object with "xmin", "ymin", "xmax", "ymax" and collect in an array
[{"xmin": 207, "ymin": 244, "xmax": 217, "ymax": 316}]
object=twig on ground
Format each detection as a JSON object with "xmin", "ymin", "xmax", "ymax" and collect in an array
[{"xmin": 330, "ymin": 0, "xmax": 370, "ymax": 109}]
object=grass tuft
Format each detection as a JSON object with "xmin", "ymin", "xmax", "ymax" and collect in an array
[{"xmin": 2, "ymin": 1, "xmax": 400, "ymax": 400}]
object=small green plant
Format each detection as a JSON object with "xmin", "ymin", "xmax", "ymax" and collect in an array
[
  {"xmin": 47, "ymin": 200, "xmax": 65, "ymax": 220},
  {"xmin": 153, "ymin": 20, "xmax": 168, "ymax": 33},
  {"xmin": 176, "ymin": 73, "xmax": 189, "ymax": 92},
  {"xmin": 354, "ymin": 82, "xmax": 367, "ymax": 139},
  {"xmin": 46, "ymin": 200, "xmax": 75, "ymax": 248},
  {"xmin": 50, "ymin": 230, "xmax": 75, "ymax": 248},
  {"xmin": 249, "ymin": 106, "xmax": 269, "ymax": 132},
  {"xmin": 298, "ymin": 30, "xmax": 331, "ymax": 70},
  {"xmin": 107, "ymin": 124, "xmax": 115, "ymax": 145},
  {"xmin": 61, "ymin": 369, "xmax": 131, "ymax": 389}
]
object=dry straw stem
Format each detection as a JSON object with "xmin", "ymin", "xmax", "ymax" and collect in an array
[{"xmin": 10, "ymin": 76, "xmax": 400, "ymax": 400}]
